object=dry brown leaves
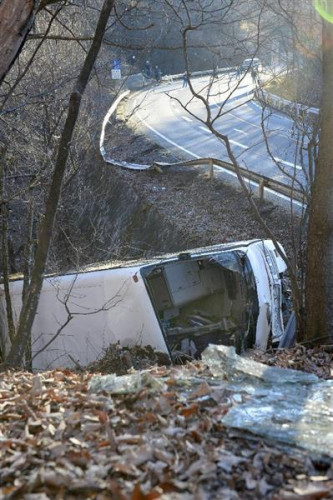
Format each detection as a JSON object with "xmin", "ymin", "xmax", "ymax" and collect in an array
[
  {"xmin": 1, "ymin": 363, "xmax": 332, "ymax": 500},
  {"xmin": 249, "ymin": 345, "xmax": 333, "ymax": 380},
  {"xmin": 86, "ymin": 345, "xmax": 171, "ymax": 376}
]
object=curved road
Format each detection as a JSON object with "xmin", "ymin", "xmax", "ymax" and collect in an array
[{"xmin": 127, "ymin": 72, "xmax": 308, "ymax": 205}]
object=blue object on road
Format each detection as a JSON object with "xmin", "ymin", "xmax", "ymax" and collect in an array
[{"xmin": 111, "ymin": 59, "xmax": 121, "ymax": 70}]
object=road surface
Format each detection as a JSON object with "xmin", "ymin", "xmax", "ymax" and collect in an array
[{"xmin": 127, "ymin": 71, "xmax": 309, "ymax": 206}]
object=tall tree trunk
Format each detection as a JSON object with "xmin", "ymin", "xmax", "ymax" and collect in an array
[
  {"xmin": 305, "ymin": 19, "xmax": 333, "ymax": 342},
  {"xmin": 4, "ymin": 0, "xmax": 115, "ymax": 368},
  {"xmin": 0, "ymin": 0, "xmax": 39, "ymax": 84},
  {"xmin": 0, "ymin": 153, "xmax": 16, "ymax": 344},
  {"xmin": 0, "ymin": 0, "xmax": 68, "ymax": 84}
]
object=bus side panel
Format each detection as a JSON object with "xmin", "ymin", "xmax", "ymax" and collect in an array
[{"xmin": 7, "ymin": 267, "xmax": 169, "ymax": 370}]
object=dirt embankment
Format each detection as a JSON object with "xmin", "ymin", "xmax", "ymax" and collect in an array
[
  {"xmin": 64, "ymin": 113, "xmax": 301, "ymax": 266},
  {"xmin": 6, "ymin": 98, "xmax": 302, "ymax": 274}
]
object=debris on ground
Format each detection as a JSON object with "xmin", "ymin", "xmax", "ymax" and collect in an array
[
  {"xmin": 248, "ymin": 344, "xmax": 333, "ymax": 380},
  {"xmin": 203, "ymin": 346, "xmax": 333, "ymax": 460},
  {"xmin": 86, "ymin": 344, "xmax": 171, "ymax": 375},
  {"xmin": 1, "ymin": 346, "xmax": 333, "ymax": 499}
]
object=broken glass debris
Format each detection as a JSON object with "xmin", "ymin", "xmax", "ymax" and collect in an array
[
  {"xmin": 202, "ymin": 345, "xmax": 333, "ymax": 458},
  {"xmin": 88, "ymin": 371, "xmax": 166, "ymax": 394}
]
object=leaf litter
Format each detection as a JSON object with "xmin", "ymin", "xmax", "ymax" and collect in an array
[
  {"xmin": 1, "ymin": 345, "xmax": 333, "ymax": 500},
  {"xmin": 248, "ymin": 344, "xmax": 333, "ymax": 380}
]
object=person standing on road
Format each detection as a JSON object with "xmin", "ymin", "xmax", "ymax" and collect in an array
[
  {"xmin": 251, "ymin": 67, "xmax": 257, "ymax": 85},
  {"xmin": 182, "ymin": 72, "xmax": 188, "ymax": 87},
  {"xmin": 155, "ymin": 65, "xmax": 161, "ymax": 82},
  {"xmin": 145, "ymin": 60, "xmax": 152, "ymax": 78}
]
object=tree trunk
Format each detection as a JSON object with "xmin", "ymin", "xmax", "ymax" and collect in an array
[
  {"xmin": 0, "ymin": 0, "xmax": 39, "ymax": 84},
  {"xmin": 0, "ymin": 152, "xmax": 16, "ymax": 344},
  {"xmin": 0, "ymin": 0, "xmax": 80, "ymax": 84},
  {"xmin": 305, "ymin": 19, "xmax": 333, "ymax": 342},
  {"xmin": 4, "ymin": 0, "xmax": 115, "ymax": 368}
]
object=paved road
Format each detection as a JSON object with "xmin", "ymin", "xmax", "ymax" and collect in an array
[{"xmin": 128, "ymin": 72, "xmax": 308, "ymax": 205}]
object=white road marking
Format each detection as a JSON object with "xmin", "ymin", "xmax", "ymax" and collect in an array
[
  {"xmin": 229, "ymin": 139, "xmax": 247, "ymax": 149},
  {"xmin": 273, "ymin": 113, "xmax": 294, "ymax": 124},
  {"xmin": 135, "ymin": 107, "xmax": 303, "ymax": 208},
  {"xmin": 181, "ymin": 116, "xmax": 192, "ymax": 122},
  {"xmin": 263, "ymin": 186, "xmax": 303, "ymax": 206},
  {"xmin": 213, "ymin": 164, "xmax": 304, "ymax": 208},
  {"xmin": 224, "ymin": 108, "xmax": 302, "ymax": 147},
  {"xmin": 233, "ymin": 128, "xmax": 248, "ymax": 136},
  {"xmin": 227, "ymin": 109, "xmax": 261, "ymax": 129},
  {"xmin": 251, "ymin": 100, "xmax": 262, "ymax": 110},
  {"xmin": 169, "ymin": 84, "xmax": 300, "ymax": 150},
  {"xmin": 137, "ymin": 110, "xmax": 200, "ymax": 159},
  {"xmin": 274, "ymin": 157, "xmax": 302, "ymax": 171},
  {"xmin": 199, "ymin": 126, "xmax": 211, "ymax": 134}
]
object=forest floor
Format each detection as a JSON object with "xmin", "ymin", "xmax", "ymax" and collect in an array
[
  {"xmin": 1, "ymin": 346, "xmax": 332, "ymax": 500},
  {"xmin": 2, "ymin": 93, "xmax": 333, "ymax": 499}
]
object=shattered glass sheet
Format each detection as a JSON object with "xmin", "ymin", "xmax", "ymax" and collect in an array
[
  {"xmin": 203, "ymin": 344, "xmax": 319, "ymax": 385},
  {"xmin": 88, "ymin": 345, "xmax": 332, "ymax": 458},
  {"xmin": 202, "ymin": 345, "xmax": 333, "ymax": 458},
  {"xmin": 2, "ymin": 351, "xmax": 332, "ymax": 498},
  {"xmin": 88, "ymin": 371, "xmax": 166, "ymax": 394}
]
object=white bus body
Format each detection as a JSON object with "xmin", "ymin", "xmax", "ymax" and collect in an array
[{"xmin": 1, "ymin": 239, "xmax": 288, "ymax": 370}]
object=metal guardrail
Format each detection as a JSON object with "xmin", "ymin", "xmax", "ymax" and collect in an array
[
  {"xmin": 124, "ymin": 67, "xmax": 237, "ymax": 90},
  {"xmin": 255, "ymin": 88, "xmax": 319, "ymax": 122},
  {"xmin": 152, "ymin": 157, "xmax": 306, "ymax": 204},
  {"xmin": 100, "ymin": 88, "xmax": 306, "ymax": 205},
  {"xmin": 161, "ymin": 66, "xmax": 237, "ymax": 83}
]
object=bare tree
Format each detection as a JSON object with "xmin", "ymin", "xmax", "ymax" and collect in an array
[
  {"xmin": 0, "ymin": 0, "xmax": 39, "ymax": 83},
  {"xmin": 158, "ymin": 0, "xmax": 332, "ymax": 344},
  {"xmin": 2, "ymin": 0, "xmax": 116, "ymax": 368},
  {"xmin": 0, "ymin": 0, "xmax": 69, "ymax": 84},
  {"xmin": 149, "ymin": 0, "xmax": 304, "ymax": 332}
]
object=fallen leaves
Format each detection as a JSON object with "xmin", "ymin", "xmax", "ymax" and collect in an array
[
  {"xmin": 0, "ymin": 363, "xmax": 332, "ymax": 499},
  {"xmin": 249, "ymin": 345, "xmax": 333, "ymax": 380}
]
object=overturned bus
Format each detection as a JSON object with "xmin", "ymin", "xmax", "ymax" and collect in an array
[{"xmin": 1, "ymin": 239, "xmax": 290, "ymax": 370}]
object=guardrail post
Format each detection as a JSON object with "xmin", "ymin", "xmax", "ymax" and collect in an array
[
  {"xmin": 209, "ymin": 159, "xmax": 214, "ymax": 179},
  {"xmin": 259, "ymin": 179, "xmax": 265, "ymax": 201}
]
